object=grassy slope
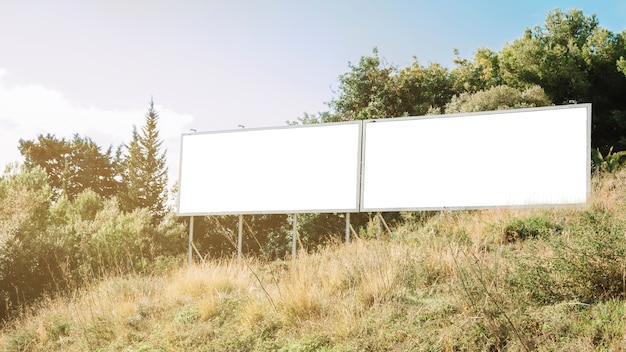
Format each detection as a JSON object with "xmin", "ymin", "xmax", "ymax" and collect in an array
[{"xmin": 2, "ymin": 172, "xmax": 626, "ymax": 351}]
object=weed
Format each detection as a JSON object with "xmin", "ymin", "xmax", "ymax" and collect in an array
[
  {"xmin": 503, "ymin": 214, "xmax": 562, "ymax": 242},
  {"xmin": 508, "ymin": 220, "xmax": 626, "ymax": 305},
  {"xmin": 44, "ymin": 316, "xmax": 71, "ymax": 341},
  {"xmin": 5, "ymin": 329, "xmax": 37, "ymax": 352},
  {"xmin": 172, "ymin": 305, "xmax": 200, "ymax": 325}
]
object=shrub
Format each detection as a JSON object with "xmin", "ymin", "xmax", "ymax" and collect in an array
[
  {"xmin": 507, "ymin": 208, "xmax": 626, "ymax": 304},
  {"xmin": 502, "ymin": 214, "xmax": 562, "ymax": 242},
  {"xmin": 591, "ymin": 146, "xmax": 626, "ymax": 173},
  {"xmin": 0, "ymin": 165, "xmax": 186, "ymax": 322}
]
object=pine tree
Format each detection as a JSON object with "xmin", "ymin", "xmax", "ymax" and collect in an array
[{"xmin": 120, "ymin": 99, "xmax": 168, "ymax": 220}]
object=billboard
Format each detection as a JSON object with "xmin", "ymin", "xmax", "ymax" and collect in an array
[
  {"xmin": 177, "ymin": 122, "xmax": 362, "ymax": 215},
  {"xmin": 178, "ymin": 105, "xmax": 590, "ymax": 215},
  {"xmin": 360, "ymin": 104, "xmax": 591, "ymax": 211}
]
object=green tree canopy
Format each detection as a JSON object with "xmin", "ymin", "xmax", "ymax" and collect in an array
[
  {"xmin": 18, "ymin": 134, "xmax": 119, "ymax": 200},
  {"xmin": 395, "ymin": 60, "xmax": 455, "ymax": 116},
  {"xmin": 299, "ymin": 8, "xmax": 626, "ymax": 151},
  {"xmin": 329, "ymin": 48, "xmax": 397, "ymax": 120},
  {"xmin": 451, "ymin": 47, "xmax": 502, "ymax": 93},
  {"xmin": 499, "ymin": 9, "xmax": 626, "ymax": 150},
  {"xmin": 327, "ymin": 48, "xmax": 455, "ymax": 121}
]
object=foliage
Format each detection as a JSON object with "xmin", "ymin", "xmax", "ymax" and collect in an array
[
  {"xmin": 18, "ymin": 134, "xmax": 119, "ymax": 200},
  {"xmin": 499, "ymin": 9, "xmax": 626, "ymax": 150},
  {"xmin": 591, "ymin": 146, "xmax": 626, "ymax": 173},
  {"xmin": 504, "ymin": 171, "xmax": 626, "ymax": 308},
  {"xmin": 0, "ymin": 166, "xmax": 185, "ymax": 322},
  {"xmin": 618, "ymin": 56, "xmax": 626, "ymax": 76},
  {"xmin": 329, "ymin": 48, "xmax": 396, "ymax": 121},
  {"xmin": 443, "ymin": 85, "xmax": 552, "ymax": 114},
  {"xmin": 499, "ymin": 9, "xmax": 599, "ymax": 102},
  {"xmin": 0, "ymin": 165, "xmax": 52, "ymax": 320},
  {"xmin": 286, "ymin": 111, "xmax": 339, "ymax": 125},
  {"xmin": 394, "ymin": 60, "xmax": 455, "ymax": 116},
  {"xmin": 451, "ymin": 47, "xmax": 502, "ymax": 93},
  {"xmin": 2, "ymin": 99, "xmax": 186, "ymax": 322},
  {"xmin": 502, "ymin": 214, "xmax": 562, "ymax": 243},
  {"xmin": 3, "ymin": 177, "xmax": 626, "ymax": 350},
  {"xmin": 327, "ymin": 48, "xmax": 455, "ymax": 121},
  {"xmin": 508, "ymin": 210, "xmax": 626, "ymax": 305},
  {"xmin": 119, "ymin": 100, "xmax": 169, "ymax": 220},
  {"xmin": 303, "ymin": 8, "xmax": 626, "ymax": 152}
]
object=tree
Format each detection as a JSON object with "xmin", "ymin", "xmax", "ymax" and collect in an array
[
  {"xmin": 0, "ymin": 162, "xmax": 185, "ymax": 321},
  {"xmin": 499, "ymin": 9, "xmax": 626, "ymax": 150},
  {"xmin": 18, "ymin": 134, "xmax": 119, "ymax": 200},
  {"xmin": 119, "ymin": 100, "xmax": 168, "ymax": 220},
  {"xmin": 395, "ymin": 60, "xmax": 455, "ymax": 115},
  {"xmin": 451, "ymin": 47, "xmax": 502, "ymax": 93},
  {"xmin": 327, "ymin": 48, "xmax": 455, "ymax": 121},
  {"xmin": 329, "ymin": 47, "xmax": 397, "ymax": 121},
  {"xmin": 499, "ymin": 9, "xmax": 599, "ymax": 103}
]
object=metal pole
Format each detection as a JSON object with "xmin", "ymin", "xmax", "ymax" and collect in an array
[
  {"xmin": 238, "ymin": 214, "xmax": 243, "ymax": 260},
  {"xmin": 345, "ymin": 213, "xmax": 351, "ymax": 243},
  {"xmin": 292, "ymin": 214, "xmax": 297, "ymax": 258},
  {"xmin": 188, "ymin": 216, "xmax": 194, "ymax": 266}
]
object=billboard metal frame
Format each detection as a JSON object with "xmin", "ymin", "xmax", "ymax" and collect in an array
[
  {"xmin": 177, "ymin": 121, "xmax": 362, "ymax": 216},
  {"xmin": 359, "ymin": 104, "xmax": 591, "ymax": 212}
]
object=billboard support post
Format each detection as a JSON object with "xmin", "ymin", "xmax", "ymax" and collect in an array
[
  {"xmin": 345, "ymin": 213, "xmax": 351, "ymax": 243},
  {"xmin": 238, "ymin": 214, "xmax": 243, "ymax": 260},
  {"xmin": 380, "ymin": 213, "xmax": 394, "ymax": 239},
  {"xmin": 292, "ymin": 214, "xmax": 298, "ymax": 258},
  {"xmin": 188, "ymin": 216, "xmax": 194, "ymax": 266}
]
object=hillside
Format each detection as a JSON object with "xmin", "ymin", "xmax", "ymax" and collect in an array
[{"xmin": 1, "ymin": 171, "xmax": 625, "ymax": 351}]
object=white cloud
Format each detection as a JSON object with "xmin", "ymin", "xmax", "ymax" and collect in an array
[{"xmin": 0, "ymin": 69, "xmax": 194, "ymax": 189}]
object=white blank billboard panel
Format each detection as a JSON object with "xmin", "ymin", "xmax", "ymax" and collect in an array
[
  {"xmin": 361, "ymin": 105, "xmax": 590, "ymax": 211},
  {"xmin": 177, "ymin": 122, "xmax": 361, "ymax": 215}
]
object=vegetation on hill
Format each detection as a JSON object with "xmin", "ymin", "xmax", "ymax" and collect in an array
[
  {"xmin": 0, "ymin": 101, "xmax": 182, "ymax": 322},
  {"xmin": 1, "ymin": 168, "xmax": 625, "ymax": 351}
]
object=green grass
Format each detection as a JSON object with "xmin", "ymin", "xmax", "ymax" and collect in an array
[{"xmin": 2, "ymin": 170, "xmax": 626, "ymax": 351}]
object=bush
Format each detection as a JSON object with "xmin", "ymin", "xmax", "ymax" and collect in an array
[
  {"xmin": 502, "ymin": 214, "xmax": 562, "ymax": 242},
  {"xmin": 507, "ymin": 207, "xmax": 626, "ymax": 304},
  {"xmin": 444, "ymin": 85, "xmax": 552, "ymax": 114},
  {"xmin": 0, "ymin": 165, "xmax": 186, "ymax": 322},
  {"xmin": 0, "ymin": 165, "xmax": 52, "ymax": 320},
  {"xmin": 591, "ymin": 146, "xmax": 626, "ymax": 173}
]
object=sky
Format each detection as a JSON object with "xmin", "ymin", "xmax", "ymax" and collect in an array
[{"xmin": 1, "ymin": 0, "xmax": 625, "ymax": 187}]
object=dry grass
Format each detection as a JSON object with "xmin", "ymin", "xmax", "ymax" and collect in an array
[{"xmin": 2, "ymin": 171, "xmax": 626, "ymax": 351}]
